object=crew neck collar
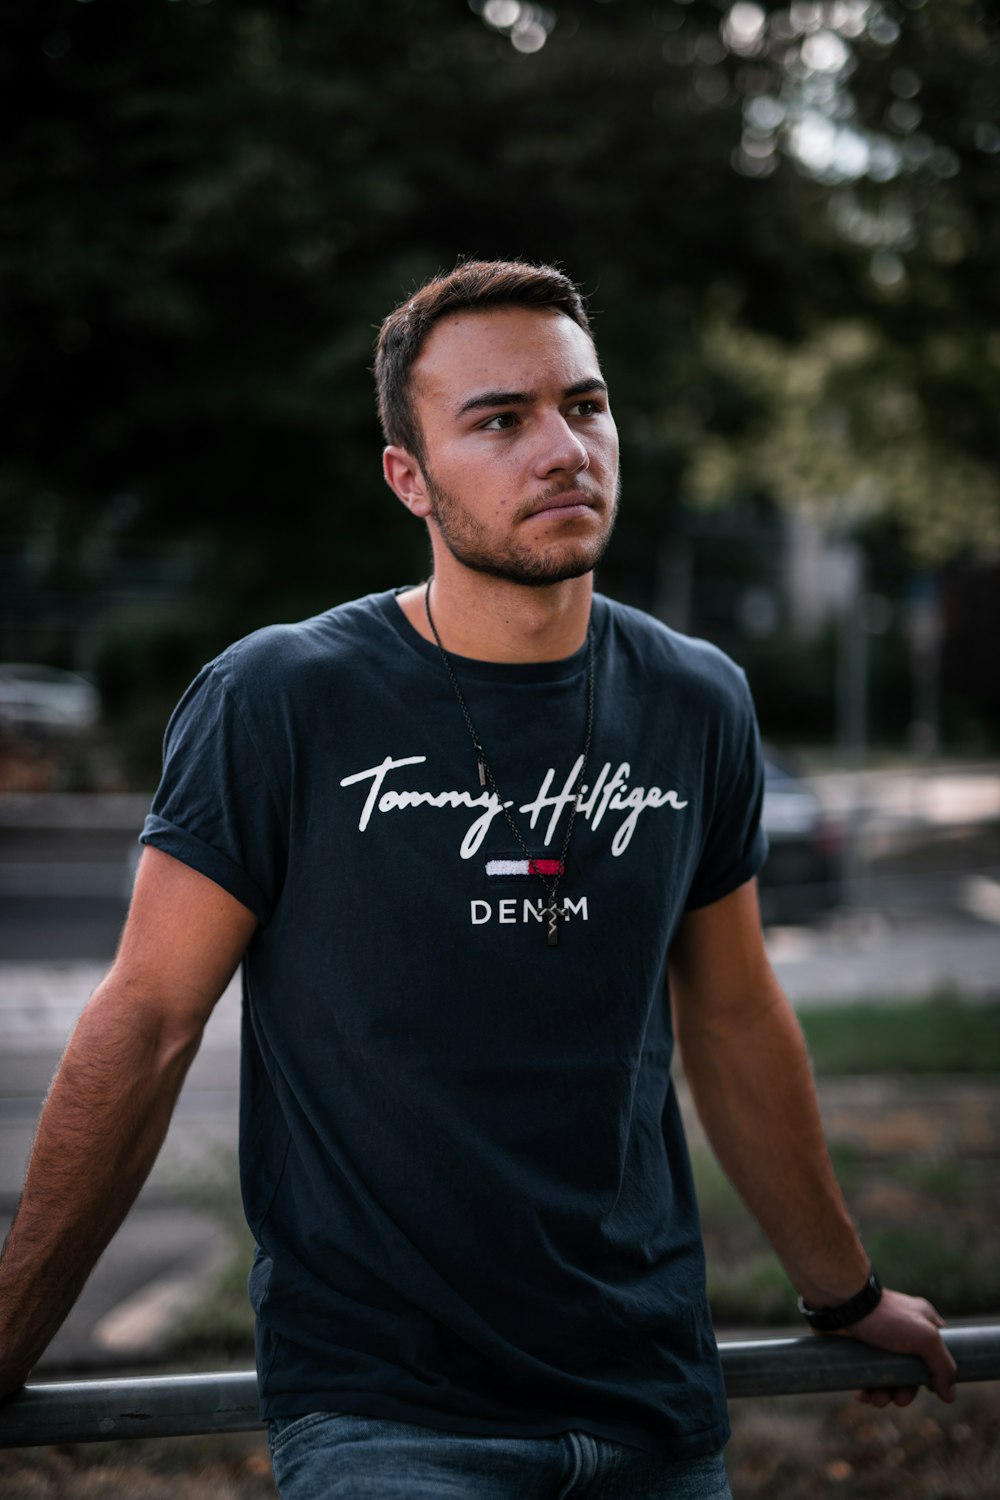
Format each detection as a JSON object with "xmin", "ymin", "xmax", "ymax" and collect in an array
[{"xmin": 375, "ymin": 587, "xmax": 608, "ymax": 684}]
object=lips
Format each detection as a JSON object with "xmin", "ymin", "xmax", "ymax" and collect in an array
[{"xmin": 525, "ymin": 488, "xmax": 599, "ymax": 519}]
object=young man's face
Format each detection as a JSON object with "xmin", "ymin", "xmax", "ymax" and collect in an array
[{"xmin": 403, "ymin": 306, "xmax": 620, "ymax": 587}]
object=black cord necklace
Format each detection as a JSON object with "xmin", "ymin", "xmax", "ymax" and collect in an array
[{"xmin": 424, "ymin": 580, "xmax": 595, "ymax": 947}]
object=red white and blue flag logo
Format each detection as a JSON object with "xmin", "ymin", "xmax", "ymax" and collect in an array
[{"xmin": 485, "ymin": 858, "xmax": 565, "ymax": 882}]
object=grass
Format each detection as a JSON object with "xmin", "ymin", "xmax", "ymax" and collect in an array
[
  {"xmin": 863, "ymin": 1225, "xmax": 1000, "ymax": 1315},
  {"xmin": 160, "ymin": 1150, "xmax": 257, "ymax": 1363},
  {"xmin": 706, "ymin": 1250, "xmax": 798, "ymax": 1325},
  {"xmin": 886, "ymin": 1156, "xmax": 967, "ymax": 1201},
  {"xmin": 696, "ymin": 1146, "xmax": 1000, "ymax": 1326},
  {"xmin": 689, "ymin": 993, "xmax": 1000, "ymax": 1324},
  {"xmin": 798, "ymin": 991, "xmax": 1000, "ymax": 1075}
]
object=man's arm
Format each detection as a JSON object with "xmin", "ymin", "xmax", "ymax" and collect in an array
[
  {"xmin": 0, "ymin": 847, "xmax": 258, "ymax": 1399},
  {"xmin": 669, "ymin": 878, "xmax": 957, "ymax": 1408}
]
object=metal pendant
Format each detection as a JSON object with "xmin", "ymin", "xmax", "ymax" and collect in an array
[{"xmin": 544, "ymin": 901, "xmax": 567, "ymax": 945}]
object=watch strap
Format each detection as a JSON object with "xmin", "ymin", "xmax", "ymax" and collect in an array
[{"xmin": 798, "ymin": 1265, "xmax": 883, "ymax": 1331}]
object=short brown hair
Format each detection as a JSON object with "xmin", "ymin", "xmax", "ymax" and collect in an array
[{"xmin": 374, "ymin": 259, "xmax": 593, "ymax": 462}]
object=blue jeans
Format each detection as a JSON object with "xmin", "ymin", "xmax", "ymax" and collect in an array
[{"xmin": 268, "ymin": 1412, "xmax": 732, "ymax": 1499}]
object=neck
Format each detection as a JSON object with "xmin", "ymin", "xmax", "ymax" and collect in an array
[{"xmin": 397, "ymin": 563, "xmax": 594, "ymax": 663}]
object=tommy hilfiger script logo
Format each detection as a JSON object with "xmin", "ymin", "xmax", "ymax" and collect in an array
[{"xmin": 338, "ymin": 754, "xmax": 688, "ymax": 858}]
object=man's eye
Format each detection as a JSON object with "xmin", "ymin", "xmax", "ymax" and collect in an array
[
  {"xmin": 481, "ymin": 413, "xmax": 519, "ymax": 431},
  {"xmin": 570, "ymin": 399, "xmax": 603, "ymax": 417}
]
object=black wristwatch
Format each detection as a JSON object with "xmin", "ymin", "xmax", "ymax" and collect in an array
[{"xmin": 798, "ymin": 1265, "xmax": 883, "ymax": 1331}]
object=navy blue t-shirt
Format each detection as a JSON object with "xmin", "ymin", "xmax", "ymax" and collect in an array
[{"xmin": 141, "ymin": 589, "xmax": 767, "ymax": 1458}]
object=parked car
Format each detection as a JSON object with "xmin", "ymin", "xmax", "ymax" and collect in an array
[
  {"xmin": 758, "ymin": 751, "xmax": 843, "ymax": 924},
  {"xmin": 0, "ymin": 663, "xmax": 101, "ymax": 735}
]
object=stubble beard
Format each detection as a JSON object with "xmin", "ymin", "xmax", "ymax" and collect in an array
[{"xmin": 423, "ymin": 469, "xmax": 621, "ymax": 588}]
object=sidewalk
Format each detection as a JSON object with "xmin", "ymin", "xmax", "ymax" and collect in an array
[{"xmin": 0, "ymin": 964, "xmax": 241, "ymax": 1054}]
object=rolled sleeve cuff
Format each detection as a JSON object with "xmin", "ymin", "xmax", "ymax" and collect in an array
[
  {"xmin": 140, "ymin": 815, "xmax": 272, "ymax": 925},
  {"xmin": 685, "ymin": 826, "xmax": 769, "ymax": 912}
]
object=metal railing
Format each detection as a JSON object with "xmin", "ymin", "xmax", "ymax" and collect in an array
[{"xmin": 2, "ymin": 1326, "xmax": 998, "ymax": 1449}]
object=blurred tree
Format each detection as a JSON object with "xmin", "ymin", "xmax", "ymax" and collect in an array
[
  {"xmin": 687, "ymin": 316, "xmax": 1000, "ymax": 560},
  {"xmin": 0, "ymin": 0, "xmax": 996, "ymax": 770},
  {"xmin": 685, "ymin": 0, "xmax": 1000, "ymax": 562}
]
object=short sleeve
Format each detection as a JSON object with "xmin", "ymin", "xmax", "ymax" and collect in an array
[
  {"xmin": 684, "ymin": 671, "xmax": 768, "ymax": 911},
  {"xmin": 140, "ymin": 662, "xmax": 287, "ymax": 924}
]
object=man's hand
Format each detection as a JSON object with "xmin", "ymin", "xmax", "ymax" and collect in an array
[{"xmin": 842, "ymin": 1287, "xmax": 957, "ymax": 1407}]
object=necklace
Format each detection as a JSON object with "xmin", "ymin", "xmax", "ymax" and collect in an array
[{"xmin": 424, "ymin": 580, "xmax": 595, "ymax": 947}]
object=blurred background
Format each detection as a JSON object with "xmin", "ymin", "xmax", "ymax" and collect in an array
[
  {"xmin": 2, "ymin": 0, "xmax": 999, "ymax": 787},
  {"xmin": 1, "ymin": 2, "xmax": 998, "ymax": 1495}
]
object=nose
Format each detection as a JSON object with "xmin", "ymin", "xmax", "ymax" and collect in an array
[{"xmin": 533, "ymin": 411, "xmax": 589, "ymax": 478}]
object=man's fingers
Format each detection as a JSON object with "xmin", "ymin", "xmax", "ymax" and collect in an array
[
  {"xmin": 929, "ymin": 1327, "xmax": 956, "ymax": 1400},
  {"xmin": 914, "ymin": 1314, "xmax": 958, "ymax": 1401},
  {"xmin": 919, "ymin": 1300, "xmax": 945, "ymax": 1331},
  {"xmin": 857, "ymin": 1381, "xmax": 937, "ymax": 1408},
  {"xmin": 847, "ymin": 1288, "xmax": 958, "ymax": 1405}
]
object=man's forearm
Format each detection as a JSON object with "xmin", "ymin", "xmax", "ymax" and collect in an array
[
  {"xmin": 671, "ymin": 883, "xmax": 956, "ymax": 1402},
  {"xmin": 0, "ymin": 978, "xmax": 203, "ymax": 1393},
  {"xmin": 679, "ymin": 986, "xmax": 869, "ymax": 1306}
]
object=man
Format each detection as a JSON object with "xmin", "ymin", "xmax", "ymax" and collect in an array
[{"xmin": 0, "ymin": 260, "xmax": 955, "ymax": 1497}]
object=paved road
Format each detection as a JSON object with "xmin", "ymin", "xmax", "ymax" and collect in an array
[{"xmin": 1, "ymin": 774, "xmax": 998, "ymax": 1374}]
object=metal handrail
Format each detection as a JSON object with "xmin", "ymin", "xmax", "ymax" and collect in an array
[{"xmin": 1, "ymin": 1326, "xmax": 997, "ymax": 1449}]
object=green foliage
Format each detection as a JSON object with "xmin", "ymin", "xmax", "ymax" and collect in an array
[
  {"xmin": 864, "ymin": 1225, "xmax": 1000, "ymax": 1315},
  {"xmin": 707, "ymin": 1250, "xmax": 799, "ymax": 1325},
  {"xmin": 165, "ymin": 1248, "xmax": 257, "ymax": 1363},
  {"xmin": 162, "ymin": 1149, "xmax": 257, "ymax": 1361},
  {"xmin": 799, "ymin": 994, "xmax": 1000, "ymax": 1075},
  {"xmin": 687, "ymin": 319, "xmax": 1000, "ymax": 562},
  {"xmin": 886, "ymin": 1155, "xmax": 967, "ymax": 1202},
  {"xmin": 690, "ymin": 995, "xmax": 1000, "ymax": 1324},
  {"xmin": 3, "ymin": 0, "xmax": 998, "ymax": 769}
]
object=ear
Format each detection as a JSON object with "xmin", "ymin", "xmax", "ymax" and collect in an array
[{"xmin": 383, "ymin": 446, "xmax": 433, "ymax": 519}]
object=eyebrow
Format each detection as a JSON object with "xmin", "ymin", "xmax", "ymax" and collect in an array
[{"xmin": 454, "ymin": 377, "xmax": 608, "ymax": 418}]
